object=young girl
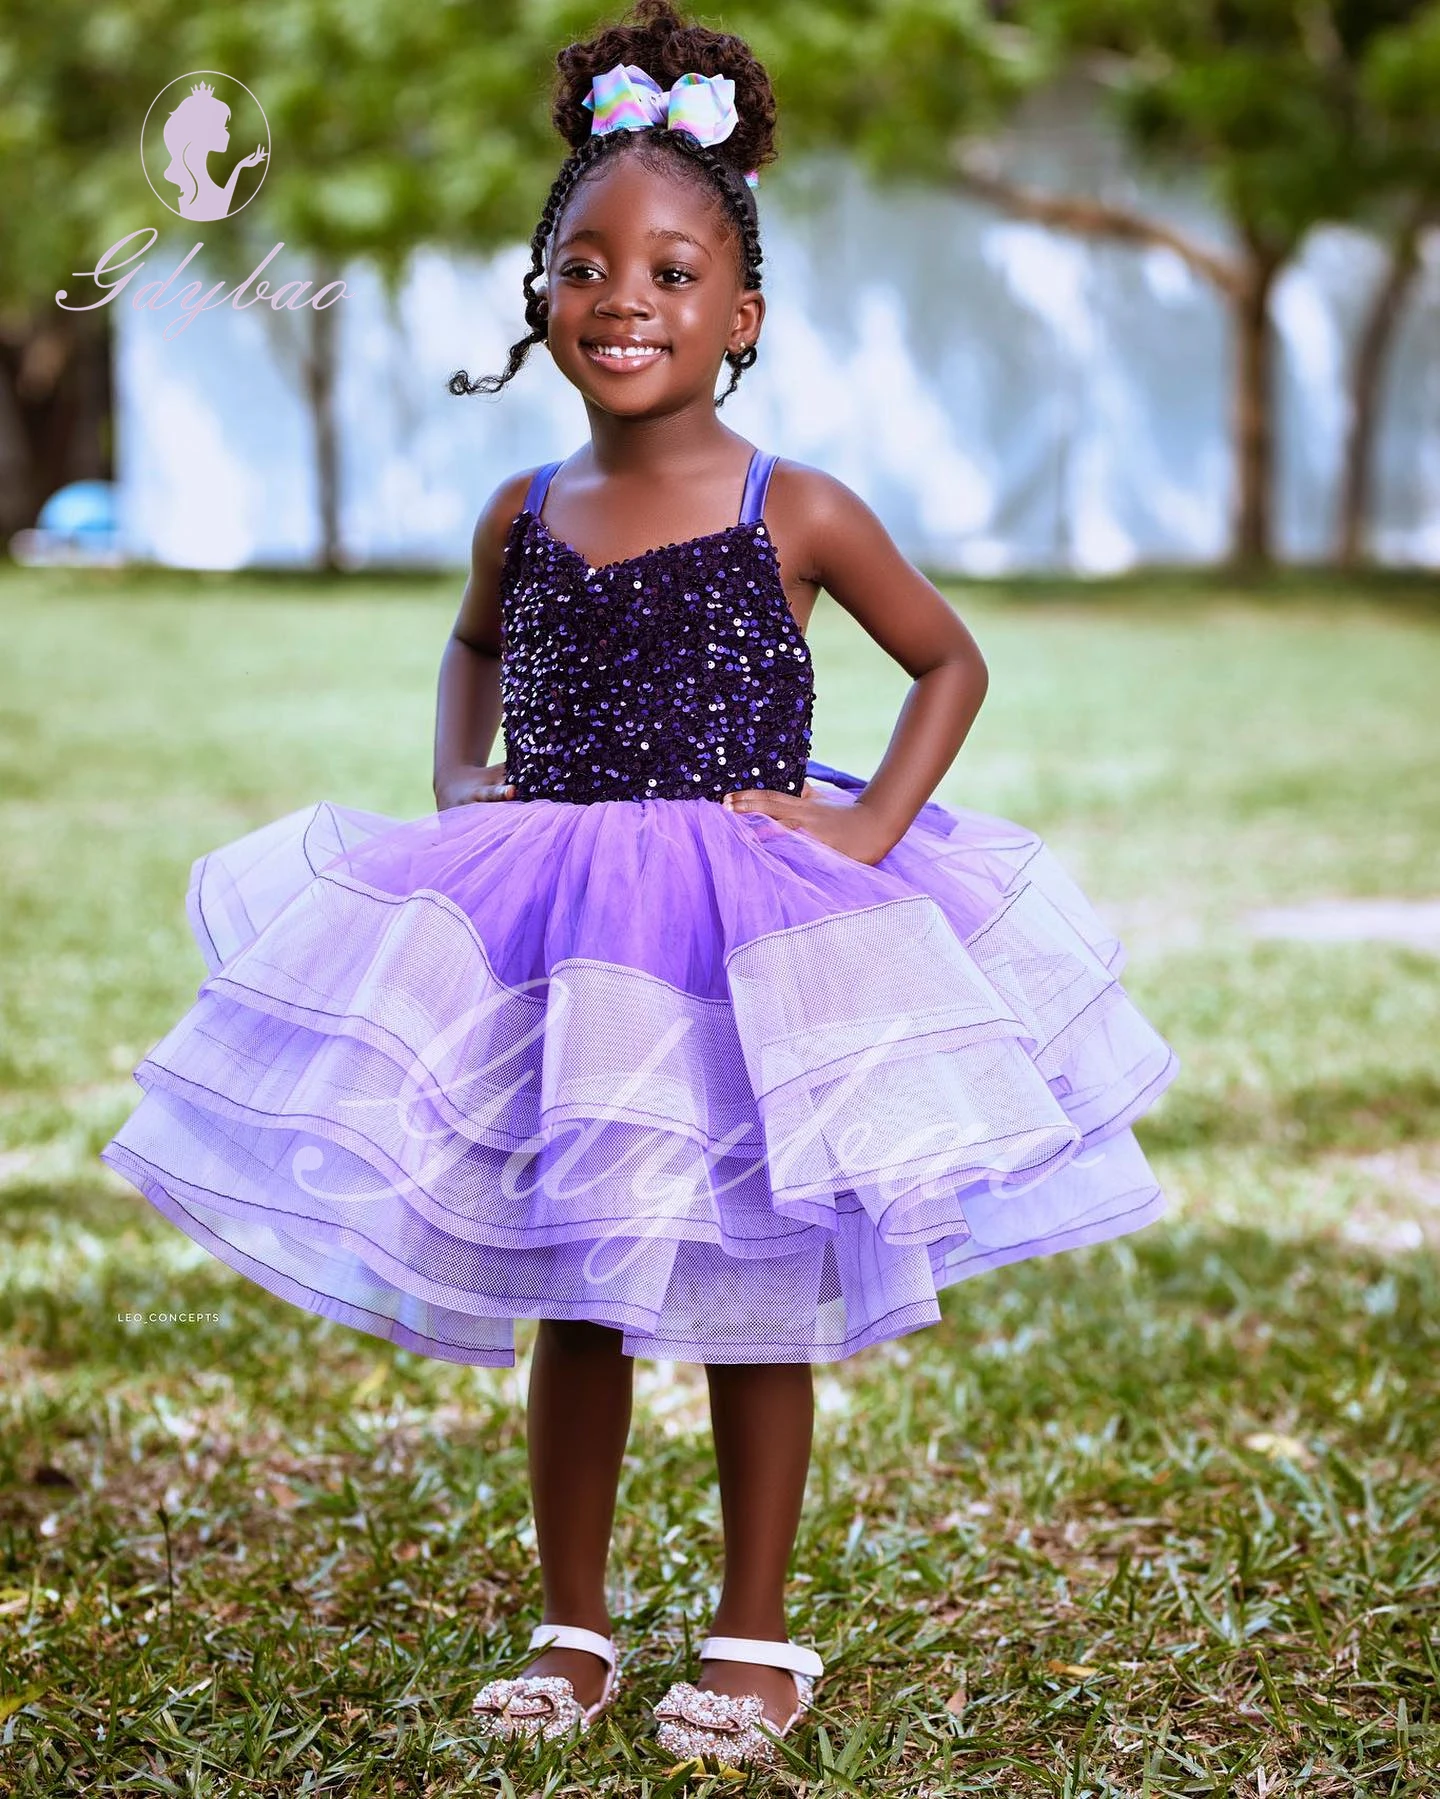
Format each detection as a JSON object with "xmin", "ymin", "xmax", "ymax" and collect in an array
[{"xmin": 102, "ymin": 0, "xmax": 1178, "ymax": 1771}]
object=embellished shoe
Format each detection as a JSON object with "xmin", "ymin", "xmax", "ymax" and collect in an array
[
  {"xmin": 470, "ymin": 1622, "xmax": 621, "ymax": 1743},
  {"xmin": 652, "ymin": 1634, "xmax": 825, "ymax": 1770}
]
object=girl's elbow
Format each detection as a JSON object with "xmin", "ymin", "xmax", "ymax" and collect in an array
[{"xmin": 966, "ymin": 643, "xmax": 990, "ymax": 707}]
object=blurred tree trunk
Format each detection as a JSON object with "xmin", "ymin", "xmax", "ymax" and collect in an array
[
  {"xmin": 952, "ymin": 162, "xmax": 1286, "ymax": 570},
  {"xmin": 1336, "ymin": 210, "xmax": 1429, "ymax": 569},
  {"xmin": 301, "ymin": 277, "xmax": 341, "ymax": 573},
  {"xmin": 0, "ymin": 312, "xmax": 110, "ymax": 540},
  {"xmin": 1232, "ymin": 238, "xmax": 1282, "ymax": 570}
]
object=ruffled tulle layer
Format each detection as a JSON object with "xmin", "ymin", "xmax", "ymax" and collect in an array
[{"xmin": 100, "ymin": 760, "xmax": 1178, "ymax": 1364}]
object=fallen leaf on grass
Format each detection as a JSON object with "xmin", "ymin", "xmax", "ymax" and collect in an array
[
  {"xmin": 352, "ymin": 1364, "xmax": 389, "ymax": 1402},
  {"xmin": 0, "ymin": 1587, "xmax": 60, "ymax": 1616},
  {"xmin": 412, "ymin": 1597, "xmax": 458, "ymax": 1616},
  {"xmin": 0, "ymin": 1684, "xmax": 48, "ymax": 1724},
  {"xmin": 1242, "ymin": 1432, "xmax": 1315, "ymax": 1467},
  {"xmin": 1045, "ymin": 1660, "xmax": 1103, "ymax": 1680},
  {"xmin": 945, "ymin": 1680, "xmax": 967, "ymax": 1717}
]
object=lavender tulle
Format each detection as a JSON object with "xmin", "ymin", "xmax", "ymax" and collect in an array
[{"xmin": 100, "ymin": 758, "xmax": 1178, "ymax": 1366}]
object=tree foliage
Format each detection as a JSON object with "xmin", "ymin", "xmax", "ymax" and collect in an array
[{"xmin": 744, "ymin": 0, "xmax": 1440, "ymax": 565}]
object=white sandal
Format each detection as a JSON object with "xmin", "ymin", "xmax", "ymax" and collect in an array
[
  {"xmin": 652, "ymin": 1633, "xmax": 825, "ymax": 1769},
  {"xmin": 470, "ymin": 1622, "xmax": 621, "ymax": 1743}
]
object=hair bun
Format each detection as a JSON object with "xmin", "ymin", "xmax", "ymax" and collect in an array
[{"xmin": 552, "ymin": 0, "xmax": 777, "ymax": 177}]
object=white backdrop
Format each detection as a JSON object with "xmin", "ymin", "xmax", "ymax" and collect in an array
[{"xmin": 114, "ymin": 90, "xmax": 1440, "ymax": 575}]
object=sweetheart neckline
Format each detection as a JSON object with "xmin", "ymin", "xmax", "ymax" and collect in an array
[
  {"xmin": 508, "ymin": 509, "xmax": 814, "ymax": 653},
  {"xmin": 521, "ymin": 509, "xmax": 767, "ymax": 577}
]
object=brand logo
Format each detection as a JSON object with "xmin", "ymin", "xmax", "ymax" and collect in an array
[
  {"xmin": 56, "ymin": 71, "xmax": 349, "ymax": 336},
  {"xmin": 141, "ymin": 72, "xmax": 270, "ymax": 220}
]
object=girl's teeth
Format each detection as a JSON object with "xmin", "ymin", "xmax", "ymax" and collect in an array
[{"xmin": 593, "ymin": 345, "xmax": 662, "ymax": 359}]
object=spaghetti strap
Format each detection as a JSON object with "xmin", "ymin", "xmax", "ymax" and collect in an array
[
  {"xmin": 523, "ymin": 460, "xmax": 564, "ymax": 520},
  {"xmin": 738, "ymin": 449, "xmax": 778, "ymax": 526}
]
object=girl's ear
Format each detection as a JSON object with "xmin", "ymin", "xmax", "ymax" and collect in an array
[{"xmin": 730, "ymin": 289, "xmax": 764, "ymax": 355}]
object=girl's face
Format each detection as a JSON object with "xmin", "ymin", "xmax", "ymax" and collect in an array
[{"xmin": 545, "ymin": 153, "xmax": 763, "ymax": 417}]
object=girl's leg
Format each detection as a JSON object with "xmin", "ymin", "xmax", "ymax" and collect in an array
[
  {"xmin": 519, "ymin": 1318, "xmax": 634, "ymax": 1706},
  {"xmin": 698, "ymin": 1360, "xmax": 815, "ymax": 1724}
]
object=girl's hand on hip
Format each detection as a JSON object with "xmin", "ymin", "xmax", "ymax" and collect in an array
[
  {"xmin": 721, "ymin": 781, "xmax": 894, "ymax": 866},
  {"xmin": 434, "ymin": 763, "xmax": 519, "ymax": 810}
]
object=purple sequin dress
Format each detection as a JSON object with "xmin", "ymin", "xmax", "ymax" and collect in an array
[{"xmin": 101, "ymin": 448, "xmax": 1178, "ymax": 1366}]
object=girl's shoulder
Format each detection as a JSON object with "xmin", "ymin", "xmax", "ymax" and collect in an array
[
  {"xmin": 763, "ymin": 456, "xmax": 883, "ymax": 549},
  {"xmin": 483, "ymin": 465, "xmax": 549, "ymax": 531},
  {"xmin": 469, "ymin": 466, "xmax": 551, "ymax": 570},
  {"xmin": 765, "ymin": 456, "xmax": 856, "ymax": 510}
]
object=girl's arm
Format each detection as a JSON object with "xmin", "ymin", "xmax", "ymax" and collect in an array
[
  {"xmin": 433, "ymin": 472, "xmax": 533, "ymax": 810},
  {"xmin": 767, "ymin": 465, "xmax": 990, "ymax": 861}
]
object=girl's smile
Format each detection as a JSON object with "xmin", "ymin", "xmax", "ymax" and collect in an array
[{"xmin": 581, "ymin": 335, "xmax": 671, "ymax": 372}]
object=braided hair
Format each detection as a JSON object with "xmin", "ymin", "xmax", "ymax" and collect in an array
[{"xmin": 449, "ymin": 0, "xmax": 777, "ymax": 409}]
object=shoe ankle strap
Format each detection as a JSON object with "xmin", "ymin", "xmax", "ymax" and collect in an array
[
  {"xmin": 698, "ymin": 1634, "xmax": 824, "ymax": 1678},
  {"xmin": 529, "ymin": 1622, "xmax": 617, "ymax": 1668}
]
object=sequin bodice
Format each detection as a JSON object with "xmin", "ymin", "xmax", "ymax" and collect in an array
[{"xmin": 499, "ymin": 450, "xmax": 814, "ymax": 805}]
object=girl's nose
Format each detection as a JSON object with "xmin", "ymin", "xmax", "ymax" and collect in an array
[
  {"xmin": 596, "ymin": 302, "xmax": 655, "ymax": 322},
  {"xmin": 595, "ymin": 286, "xmax": 656, "ymax": 320}
]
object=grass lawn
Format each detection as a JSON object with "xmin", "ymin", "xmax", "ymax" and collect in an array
[{"xmin": 1, "ymin": 565, "xmax": 1437, "ymax": 1796}]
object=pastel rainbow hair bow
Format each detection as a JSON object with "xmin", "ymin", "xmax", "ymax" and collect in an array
[{"xmin": 583, "ymin": 62, "xmax": 760, "ymax": 188}]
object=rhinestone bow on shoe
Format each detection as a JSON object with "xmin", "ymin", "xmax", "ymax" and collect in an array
[
  {"xmin": 652, "ymin": 1634, "xmax": 824, "ymax": 1770},
  {"xmin": 471, "ymin": 1622, "xmax": 621, "ymax": 1744}
]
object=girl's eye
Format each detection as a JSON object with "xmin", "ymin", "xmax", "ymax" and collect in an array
[
  {"xmin": 657, "ymin": 266, "xmax": 697, "ymax": 286},
  {"xmin": 558, "ymin": 262, "xmax": 603, "ymax": 281}
]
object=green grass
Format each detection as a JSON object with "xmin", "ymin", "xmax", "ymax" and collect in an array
[{"xmin": 1, "ymin": 565, "xmax": 1438, "ymax": 1796}]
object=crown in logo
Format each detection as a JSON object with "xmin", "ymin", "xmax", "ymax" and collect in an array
[{"xmin": 190, "ymin": 79, "xmax": 215, "ymax": 98}]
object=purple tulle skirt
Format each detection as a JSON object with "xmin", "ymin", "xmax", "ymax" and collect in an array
[{"xmin": 100, "ymin": 760, "xmax": 1178, "ymax": 1366}]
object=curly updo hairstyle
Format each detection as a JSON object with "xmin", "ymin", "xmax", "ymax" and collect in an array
[{"xmin": 448, "ymin": 0, "xmax": 778, "ymax": 408}]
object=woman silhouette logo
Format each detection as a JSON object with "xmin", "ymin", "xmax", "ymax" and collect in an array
[{"xmin": 141, "ymin": 72, "xmax": 270, "ymax": 220}]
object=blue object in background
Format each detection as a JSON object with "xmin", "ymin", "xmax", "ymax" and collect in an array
[
  {"xmin": 11, "ymin": 479, "xmax": 124, "ymax": 565},
  {"xmin": 37, "ymin": 480, "xmax": 118, "ymax": 537}
]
